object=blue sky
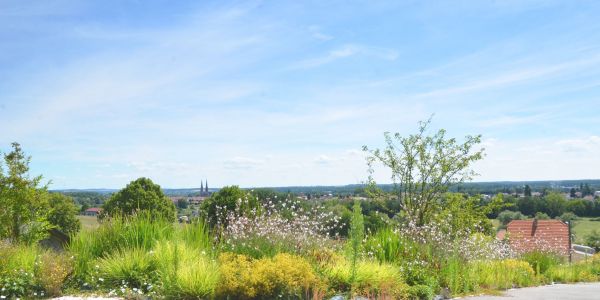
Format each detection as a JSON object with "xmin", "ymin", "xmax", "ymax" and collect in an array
[{"xmin": 1, "ymin": 0, "xmax": 600, "ymax": 189}]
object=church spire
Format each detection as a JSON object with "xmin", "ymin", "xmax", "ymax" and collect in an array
[
  {"xmin": 200, "ymin": 181, "xmax": 204, "ymax": 194},
  {"xmin": 205, "ymin": 179, "xmax": 208, "ymax": 193}
]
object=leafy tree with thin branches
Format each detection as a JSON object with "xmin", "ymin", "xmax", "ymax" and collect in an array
[{"xmin": 363, "ymin": 118, "xmax": 484, "ymax": 226}]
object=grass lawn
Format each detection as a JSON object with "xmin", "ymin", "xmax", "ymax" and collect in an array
[
  {"xmin": 572, "ymin": 217, "xmax": 600, "ymax": 244},
  {"xmin": 77, "ymin": 215, "xmax": 100, "ymax": 230}
]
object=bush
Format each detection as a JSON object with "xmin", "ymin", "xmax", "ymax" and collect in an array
[
  {"xmin": 0, "ymin": 243, "xmax": 45, "ymax": 299},
  {"xmin": 558, "ymin": 212, "xmax": 578, "ymax": 224},
  {"xmin": 469, "ymin": 259, "xmax": 536, "ymax": 290},
  {"xmin": 217, "ymin": 252, "xmax": 319, "ymax": 299},
  {"xmin": 35, "ymin": 252, "xmax": 73, "ymax": 297},
  {"xmin": 497, "ymin": 210, "xmax": 526, "ymax": 226},
  {"xmin": 585, "ymin": 230, "xmax": 600, "ymax": 251},
  {"xmin": 323, "ymin": 258, "xmax": 408, "ymax": 298}
]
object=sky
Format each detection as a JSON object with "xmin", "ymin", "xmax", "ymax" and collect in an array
[{"xmin": 1, "ymin": 0, "xmax": 600, "ymax": 189}]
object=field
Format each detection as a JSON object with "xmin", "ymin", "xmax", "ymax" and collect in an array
[
  {"xmin": 573, "ymin": 217, "xmax": 600, "ymax": 244},
  {"xmin": 77, "ymin": 215, "xmax": 99, "ymax": 230}
]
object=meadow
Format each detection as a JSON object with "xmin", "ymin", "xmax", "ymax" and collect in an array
[
  {"xmin": 3, "ymin": 198, "xmax": 600, "ymax": 300},
  {"xmin": 572, "ymin": 217, "xmax": 600, "ymax": 244}
]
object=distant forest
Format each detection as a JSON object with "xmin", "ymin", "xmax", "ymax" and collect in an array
[{"xmin": 54, "ymin": 179, "xmax": 600, "ymax": 210}]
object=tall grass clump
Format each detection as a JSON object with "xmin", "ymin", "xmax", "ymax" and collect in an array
[
  {"xmin": 520, "ymin": 250, "xmax": 562, "ymax": 275},
  {"xmin": 177, "ymin": 219, "xmax": 213, "ymax": 252},
  {"xmin": 153, "ymin": 240, "xmax": 220, "ymax": 299},
  {"xmin": 68, "ymin": 213, "xmax": 174, "ymax": 282},
  {"xmin": 364, "ymin": 226, "xmax": 403, "ymax": 263},
  {"xmin": 348, "ymin": 201, "xmax": 365, "ymax": 283},
  {"xmin": 96, "ymin": 248, "xmax": 159, "ymax": 295}
]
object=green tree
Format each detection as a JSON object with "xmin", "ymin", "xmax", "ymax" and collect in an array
[
  {"xmin": 177, "ymin": 198, "xmax": 189, "ymax": 209},
  {"xmin": 524, "ymin": 185, "xmax": 532, "ymax": 197},
  {"xmin": 570, "ymin": 188, "xmax": 577, "ymax": 198},
  {"xmin": 47, "ymin": 193, "xmax": 81, "ymax": 236},
  {"xmin": 544, "ymin": 192, "xmax": 567, "ymax": 218},
  {"xmin": 497, "ymin": 210, "xmax": 526, "ymax": 226},
  {"xmin": 363, "ymin": 118, "xmax": 484, "ymax": 225},
  {"xmin": 200, "ymin": 185, "xmax": 259, "ymax": 228},
  {"xmin": 101, "ymin": 177, "xmax": 176, "ymax": 222},
  {"xmin": 0, "ymin": 143, "xmax": 50, "ymax": 243},
  {"xmin": 534, "ymin": 212, "xmax": 550, "ymax": 220}
]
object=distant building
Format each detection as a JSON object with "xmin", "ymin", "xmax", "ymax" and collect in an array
[
  {"xmin": 594, "ymin": 191, "xmax": 600, "ymax": 197},
  {"xmin": 506, "ymin": 219, "xmax": 570, "ymax": 257},
  {"xmin": 170, "ymin": 196, "xmax": 206, "ymax": 206},
  {"xmin": 83, "ymin": 207, "xmax": 102, "ymax": 216}
]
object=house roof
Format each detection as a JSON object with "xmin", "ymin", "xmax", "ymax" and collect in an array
[
  {"xmin": 85, "ymin": 207, "xmax": 102, "ymax": 213},
  {"xmin": 506, "ymin": 219, "xmax": 570, "ymax": 255}
]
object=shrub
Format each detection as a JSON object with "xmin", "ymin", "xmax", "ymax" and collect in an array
[
  {"xmin": 497, "ymin": 210, "xmax": 526, "ymax": 226},
  {"xmin": 221, "ymin": 198, "xmax": 342, "ymax": 258},
  {"xmin": 217, "ymin": 252, "xmax": 320, "ymax": 299},
  {"xmin": 585, "ymin": 230, "xmax": 600, "ymax": 251},
  {"xmin": 469, "ymin": 259, "xmax": 536, "ymax": 290},
  {"xmin": 0, "ymin": 243, "xmax": 45, "ymax": 299},
  {"xmin": 35, "ymin": 252, "xmax": 73, "ymax": 297},
  {"xmin": 323, "ymin": 258, "xmax": 408, "ymax": 298}
]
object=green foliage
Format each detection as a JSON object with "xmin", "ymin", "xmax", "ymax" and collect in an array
[
  {"xmin": 521, "ymin": 251, "xmax": 562, "ymax": 275},
  {"xmin": 200, "ymin": 185, "xmax": 259, "ymax": 228},
  {"xmin": 437, "ymin": 193, "xmax": 494, "ymax": 236},
  {"xmin": 363, "ymin": 118, "xmax": 484, "ymax": 226},
  {"xmin": 364, "ymin": 226, "xmax": 403, "ymax": 263},
  {"xmin": 153, "ymin": 241, "xmax": 220, "ymax": 299},
  {"xmin": 176, "ymin": 198, "xmax": 189, "ymax": 209},
  {"xmin": 534, "ymin": 212, "xmax": 550, "ymax": 220},
  {"xmin": 559, "ymin": 212, "xmax": 578, "ymax": 224},
  {"xmin": 545, "ymin": 255, "xmax": 600, "ymax": 283},
  {"xmin": 497, "ymin": 210, "xmax": 526, "ymax": 226},
  {"xmin": 544, "ymin": 192, "xmax": 567, "ymax": 218},
  {"xmin": 177, "ymin": 220, "xmax": 213, "ymax": 251},
  {"xmin": 68, "ymin": 214, "xmax": 174, "ymax": 281},
  {"xmin": 585, "ymin": 230, "xmax": 600, "ymax": 251},
  {"xmin": 0, "ymin": 143, "xmax": 50, "ymax": 243},
  {"xmin": 349, "ymin": 201, "xmax": 365, "ymax": 282},
  {"xmin": 101, "ymin": 177, "xmax": 176, "ymax": 222},
  {"xmin": 96, "ymin": 248, "xmax": 159, "ymax": 293},
  {"xmin": 0, "ymin": 243, "xmax": 71, "ymax": 299},
  {"xmin": 47, "ymin": 193, "xmax": 81, "ymax": 236}
]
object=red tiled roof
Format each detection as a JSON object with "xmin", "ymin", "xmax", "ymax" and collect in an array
[
  {"xmin": 85, "ymin": 207, "xmax": 102, "ymax": 213},
  {"xmin": 506, "ymin": 219, "xmax": 570, "ymax": 255}
]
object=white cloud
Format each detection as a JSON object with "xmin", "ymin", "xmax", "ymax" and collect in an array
[
  {"xmin": 291, "ymin": 44, "xmax": 398, "ymax": 69},
  {"xmin": 223, "ymin": 157, "xmax": 266, "ymax": 170}
]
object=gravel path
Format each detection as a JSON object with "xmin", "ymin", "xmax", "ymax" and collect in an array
[{"xmin": 459, "ymin": 282, "xmax": 600, "ymax": 300}]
